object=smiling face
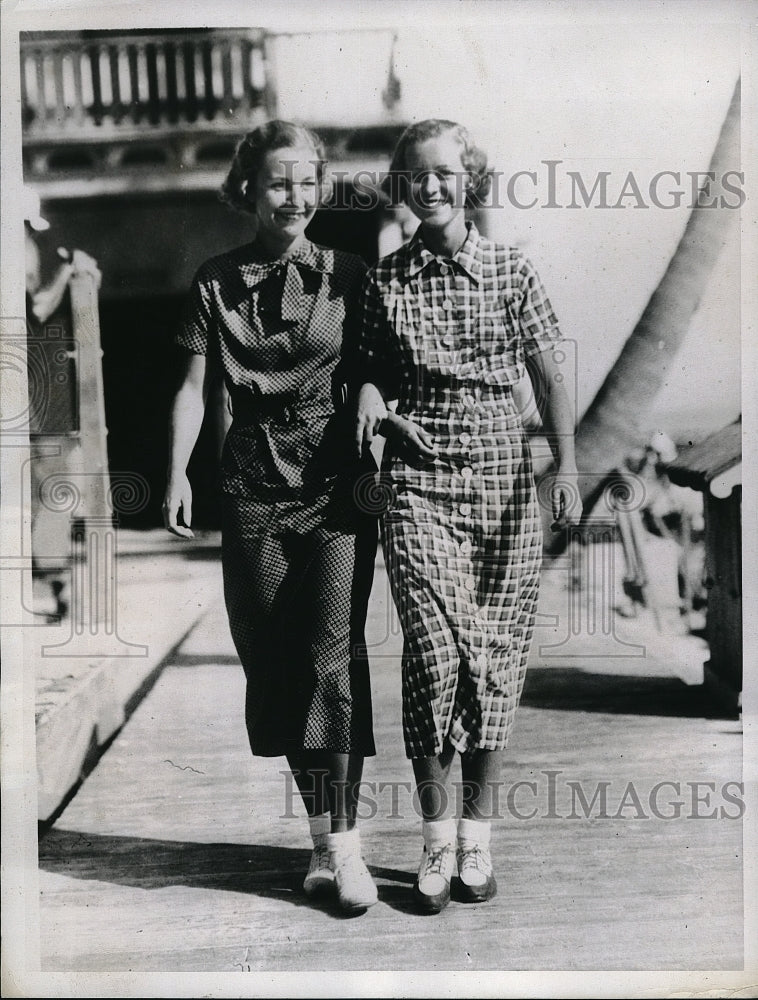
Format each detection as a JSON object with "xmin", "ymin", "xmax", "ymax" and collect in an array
[
  {"xmin": 404, "ymin": 131, "xmax": 471, "ymax": 228},
  {"xmin": 250, "ymin": 146, "xmax": 321, "ymax": 252}
]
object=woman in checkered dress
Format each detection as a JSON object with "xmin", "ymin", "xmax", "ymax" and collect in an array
[
  {"xmin": 163, "ymin": 121, "xmax": 378, "ymax": 913},
  {"xmin": 356, "ymin": 119, "xmax": 581, "ymax": 913}
]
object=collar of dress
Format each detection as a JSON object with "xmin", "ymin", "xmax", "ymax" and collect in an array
[
  {"xmin": 236, "ymin": 240, "xmax": 333, "ymax": 289},
  {"xmin": 403, "ymin": 220, "xmax": 483, "ymax": 285}
]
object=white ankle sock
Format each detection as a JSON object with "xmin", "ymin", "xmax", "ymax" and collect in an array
[
  {"xmin": 422, "ymin": 817, "xmax": 457, "ymax": 850},
  {"xmin": 458, "ymin": 816, "xmax": 491, "ymax": 846},
  {"xmin": 308, "ymin": 812, "xmax": 331, "ymax": 844},
  {"xmin": 326, "ymin": 827, "xmax": 361, "ymax": 855}
]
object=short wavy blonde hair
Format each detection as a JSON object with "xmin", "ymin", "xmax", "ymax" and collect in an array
[
  {"xmin": 384, "ymin": 118, "xmax": 491, "ymax": 209},
  {"xmin": 220, "ymin": 120, "xmax": 329, "ymax": 214}
]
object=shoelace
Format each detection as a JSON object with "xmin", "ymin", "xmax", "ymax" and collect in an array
[
  {"xmin": 309, "ymin": 843, "xmax": 331, "ymax": 873},
  {"xmin": 422, "ymin": 844, "xmax": 454, "ymax": 877},
  {"xmin": 458, "ymin": 844, "xmax": 492, "ymax": 876}
]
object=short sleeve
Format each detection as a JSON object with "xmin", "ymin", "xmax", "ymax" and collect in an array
[
  {"xmin": 176, "ymin": 266, "xmax": 213, "ymax": 355},
  {"xmin": 518, "ymin": 256, "xmax": 563, "ymax": 356},
  {"xmin": 357, "ymin": 269, "xmax": 405, "ymax": 399}
]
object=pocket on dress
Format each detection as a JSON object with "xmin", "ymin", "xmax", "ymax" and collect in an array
[
  {"xmin": 222, "ymin": 426, "xmax": 271, "ymax": 485},
  {"xmin": 481, "ymin": 303, "xmax": 522, "ymax": 380},
  {"xmin": 471, "ymin": 636, "xmax": 515, "ymax": 695}
]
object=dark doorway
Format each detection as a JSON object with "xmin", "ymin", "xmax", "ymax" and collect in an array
[{"xmin": 99, "ymin": 294, "xmax": 221, "ymax": 529}]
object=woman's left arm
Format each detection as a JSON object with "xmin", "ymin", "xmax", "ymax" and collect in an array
[{"xmin": 527, "ymin": 346, "xmax": 582, "ymax": 528}]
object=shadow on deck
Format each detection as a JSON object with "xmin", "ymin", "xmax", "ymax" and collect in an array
[
  {"xmin": 37, "ymin": 828, "xmax": 417, "ymax": 918},
  {"xmin": 521, "ymin": 668, "xmax": 740, "ymax": 719}
]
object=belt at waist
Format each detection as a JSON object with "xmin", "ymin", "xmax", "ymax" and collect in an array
[
  {"xmin": 398, "ymin": 377, "xmax": 514, "ymax": 407},
  {"xmin": 229, "ymin": 387, "xmax": 333, "ymax": 427}
]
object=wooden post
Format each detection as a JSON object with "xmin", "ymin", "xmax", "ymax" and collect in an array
[
  {"xmin": 68, "ymin": 254, "xmax": 110, "ymax": 523},
  {"xmin": 43, "ymin": 259, "xmax": 146, "ymax": 657}
]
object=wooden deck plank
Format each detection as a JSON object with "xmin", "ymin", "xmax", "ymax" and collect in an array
[{"xmin": 37, "ymin": 564, "xmax": 744, "ymax": 973}]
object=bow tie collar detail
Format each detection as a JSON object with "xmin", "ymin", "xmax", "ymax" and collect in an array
[{"xmin": 237, "ymin": 242, "xmax": 333, "ymax": 323}]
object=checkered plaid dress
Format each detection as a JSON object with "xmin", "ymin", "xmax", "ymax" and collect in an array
[
  {"xmin": 359, "ymin": 222, "xmax": 562, "ymax": 757},
  {"xmin": 177, "ymin": 239, "xmax": 376, "ymax": 758}
]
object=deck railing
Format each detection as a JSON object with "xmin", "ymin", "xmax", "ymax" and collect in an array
[{"xmin": 21, "ymin": 30, "xmax": 271, "ymax": 138}]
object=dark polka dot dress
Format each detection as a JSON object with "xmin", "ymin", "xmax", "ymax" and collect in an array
[
  {"xmin": 177, "ymin": 239, "xmax": 377, "ymax": 757},
  {"xmin": 359, "ymin": 221, "xmax": 563, "ymax": 759}
]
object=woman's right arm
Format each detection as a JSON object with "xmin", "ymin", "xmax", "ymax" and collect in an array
[
  {"xmin": 163, "ymin": 352, "xmax": 209, "ymax": 538},
  {"xmin": 355, "ymin": 381, "xmax": 389, "ymax": 458},
  {"xmin": 355, "ymin": 385, "xmax": 437, "ymax": 466},
  {"xmin": 354, "ymin": 266, "xmax": 437, "ymax": 465},
  {"xmin": 355, "ymin": 270, "xmax": 416, "ymax": 458}
]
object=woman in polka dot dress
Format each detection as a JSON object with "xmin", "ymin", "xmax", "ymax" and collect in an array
[
  {"xmin": 164, "ymin": 121, "xmax": 378, "ymax": 913},
  {"xmin": 356, "ymin": 119, "xmax": 582, "ymax": 913}
]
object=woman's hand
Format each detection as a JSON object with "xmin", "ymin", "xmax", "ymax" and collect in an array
[
  {"xmin": 385, "ymin": 412, "xmax": 438, "ymax": 468},
  {"xmin": 355, "ymin": 382, "xmax": 388, "ymax": 457},
  {"xmin": 550, "ymin": 461, "xmax": 582, "ymax": 531},
  {"xmin": 70, "ymin": 248, "xmax": 103, "ymax": 290},
  {"xmin": 163, "ymin": 473, "xmax": 195, "ymax": 539}
]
